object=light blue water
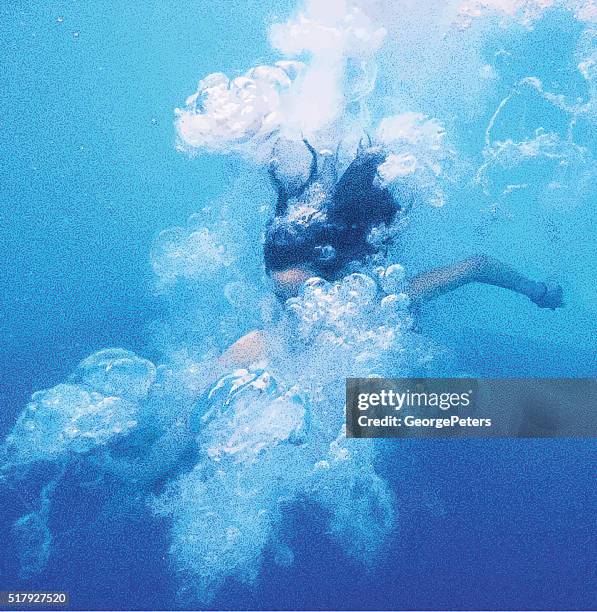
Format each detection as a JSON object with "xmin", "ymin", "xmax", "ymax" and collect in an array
[{"xmin": 1, "ymin": 1, "xmax": 596, "ymax": 610}]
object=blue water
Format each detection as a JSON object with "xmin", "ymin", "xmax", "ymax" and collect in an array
[{"xmin": 1, "ymin": 1, "xmax": 596, "ymax": 610}]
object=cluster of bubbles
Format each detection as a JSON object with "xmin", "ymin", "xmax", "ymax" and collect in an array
[
  {"xmin": 285, "ymin": 267, "xmax": 410, "ymax": 355},
  {"xmin": 274, "ymin": 263, "xmax": 442, "ymax": 387},
  {"xmin": 150, "ymin": 213, "xmax": 240, "ymax": 287},
  {"xmin": 148, "ymin": 262, "xmax": 429, "ymax": 601},
  {"xmin": 151, "ymin": 414, "xmax": 395, "ymax": 600},
  {"xmin": 2, "ymin": 260, "xmax": 425, "ymax": 600},
  {"xmin": 477, "ymin": 70, "xmax": 596, "ymax": 206},
  {"xmin": 175, "ymin": 61, "xmax": 304, "ymax": 158},
  {"xmin": 1, "ymin": 350, "xmax": 158, "ymax": 580},
  {"xmin": 455, "ymin": 0, "xmax": 597, "ymax": 29},
  {"xmin": 193, "ymin": 368, "xmax": 310, "ymax": 462},
  {"xmin": 269, "ymin": 0, "xmax": 386, "ymax": 59},
  {"xmin": 148, "ymin": 202, "xmax": 268, "ymax": 354},
  {"xmin": 176, "ymin": 0, "xmax": 388, "ymax": 160},
  {"xmin": 151, "ymin": 366, "xmax": 314, "ymax": 597},
  {"xmin": 375, "ymin": 112, "xmax": 452, "ymax": 208},
  {"xmin": 153, "ymin": 367, "xmax": 396, "ymax": 601},
  {"xmin": 3, "ymin": 350, "xmax": 155, "ymax": 469}
]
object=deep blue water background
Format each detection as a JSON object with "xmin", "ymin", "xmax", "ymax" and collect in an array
[{"xmin": 1, "ymin": 1, "xmax": 596, "ymax": 610}]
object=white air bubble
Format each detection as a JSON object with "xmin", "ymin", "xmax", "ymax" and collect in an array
[
  {"xmin": 381, "ymin": 292, "xmax": 411, "ymax": 311},
  {"xmin": 151, "ymin": 222, "xmax": 238, "ymax": 285},
  {"xmin": 379, "ymin": 264, "xmax": 406, "ymax": 294},
  {"xmin": 71, "ymin": 348, "xmax": 156, "ymax": 401},
  {"xmin": 4, "ymin": 350, "xmax": 156, "ymax": 468},
  {"xmin": 340, "ymin": 273, "xmax": 378, "ymax": 305}
]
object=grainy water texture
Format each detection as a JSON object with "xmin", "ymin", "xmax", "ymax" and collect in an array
[{"xmin": 1, "ymin": 0, "xmax": 596, "ymax": 609}]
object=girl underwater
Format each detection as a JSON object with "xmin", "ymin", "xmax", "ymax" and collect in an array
[{"xmin": 222, "ymin": 139, "xmax": 564, "ymax": 369}]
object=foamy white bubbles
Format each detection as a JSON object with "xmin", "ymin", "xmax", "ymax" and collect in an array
[
  {"xmin": 270, "ymin": 0, "xmax": 386, "ymax": 58},
  {"xmin": 2, "ymin": 349, "xmax": 157, "ymax": 577},
  {"xmin": 3, "ymin": 349, "xmax": 155, "ymax": 467},
  {"xmin": 378, "ymin": 153, "xmax": 418, "ymax": 179},
  {"xmin": 198, "ymin": 368, "xmax": 309, "ymax": 462},
  {"xmin": 376, "ymin": 263, "xmax": 406, "ymax": 293},
  {"xmin": 152, "ymin": 366, "xmax": 312, "ymax": 600},
  {"xmin": 282, "ymin": 268, "xmax": 418, "ymax": 375},
  {"xmin": 175, "ymin": 61, "xmax": 304, "ymax": 157},
  {"xmin": 154, "ymin": 361, "xmax": 395, "ymax": 602},
  {"xmin": 151, "ymin": 217, "xmax": 237, "ymax": 286},
  {"xmin": 270, "ymin": 0, "xmax": 385, "ymax": 138},
  {"xmin": 377, "ymin": 113, "xmax": 446, "ymax": 153},
  {"xmin": 376, "ymin": 113, "xmax": 450, "ymax": 207},
  {"xmin": 456, "ymin": 0, "xmax": 597, "ymax": 28},
  {"xmin": 177, "ymin": 1, "xmax": 388, "ymax": 158},
  {"xmin": 380, "ymin": 292, "xmax": 411, "ymax": 311}
]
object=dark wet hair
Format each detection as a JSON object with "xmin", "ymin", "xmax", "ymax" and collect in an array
[{"xmin": 263, "ymin": 141, "xmax": 401, "ymax": 279}]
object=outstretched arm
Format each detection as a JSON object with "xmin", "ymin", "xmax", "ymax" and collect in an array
[{"xmin": 407, "ymin": 254, "xmax": 563, "ymax": 310}]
